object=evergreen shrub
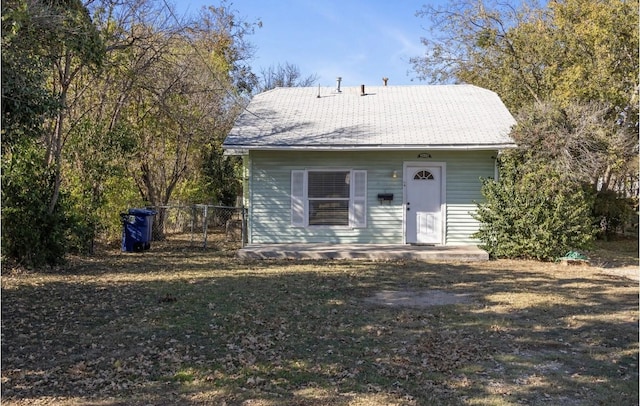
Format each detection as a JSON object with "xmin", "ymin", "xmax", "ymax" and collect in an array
[{"xmin": 473, "ymin": 153, "xmax": 595, "ymax": 260}]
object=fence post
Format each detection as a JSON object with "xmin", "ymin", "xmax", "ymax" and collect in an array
[
  {"xmin": 241, "ymin": 206, "xmax": 247, "ymax": 247},
  {"xmin": 202, "ymin": 205, "xmax": 208, "ymax": 249},
  {"xmin": 190, "ymin": 205, "xmax": 196, "ymax": 246}
]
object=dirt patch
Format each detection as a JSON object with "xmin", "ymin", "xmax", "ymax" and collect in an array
[
  {"xmin": 365, "ymin": 289, "xmax": 473, "ymax": 308},
  {"xmin": 597, "ymin": 266, "xmax": 639, "ymax": 281}
]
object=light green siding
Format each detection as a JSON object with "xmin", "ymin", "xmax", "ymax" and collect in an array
[
  {"xmin": 245, "ymin": 150, "xmax": 495, "ymax": 245},
  {"xmin": 444, "ymin": 152, "xmax": 495, "ymax": 245}
]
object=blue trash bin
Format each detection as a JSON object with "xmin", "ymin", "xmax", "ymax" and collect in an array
[{"xmin": 121, "ymin": 208, "xmax": 156, "ymax": 252}]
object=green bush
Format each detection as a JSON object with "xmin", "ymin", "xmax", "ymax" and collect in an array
[
  {"xmin": 592, "ymin": 190, "xmax": 635, "ymax": 240},
  {"xmin": 473, "ymin": 153, "xmax": 595, "ymax": 260},
  {"xmin": 2, "ymin": 144, "xmax": 69, "ymax": 267}
]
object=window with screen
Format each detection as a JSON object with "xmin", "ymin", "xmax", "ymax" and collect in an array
[
  {"xmin": 308, "ymin": 171, "xmax": 350, "ymax": 225},
  {"xmin": 291, "ymin": 170, "xmax": 367, "ymax": 228}
]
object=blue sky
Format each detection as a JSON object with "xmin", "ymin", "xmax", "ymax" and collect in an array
[{"xmin": 175, "ymin": 1, "xmax": 433, "ymax": 87}]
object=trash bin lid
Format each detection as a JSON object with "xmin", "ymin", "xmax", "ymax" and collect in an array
[{"xmin": 128, "ymin": 208, "xmax": 157, "ymax": 216}]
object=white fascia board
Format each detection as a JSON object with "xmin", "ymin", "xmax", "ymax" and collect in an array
[
  {"xmin": 223, "ymin": 143, "xmax": 518, "ymax": 153},
  {"xmin": 223, "ymin": 148, "xmax": 249, "ymax": 156}
]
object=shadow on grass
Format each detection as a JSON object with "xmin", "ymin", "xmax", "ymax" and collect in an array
[{"xmin": 2, "ymin": 249, "xmax": 638, "ymax": 405}]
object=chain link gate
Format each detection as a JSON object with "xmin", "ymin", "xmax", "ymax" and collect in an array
[{"xmin": 149, "ymin": 205, "xmax": 246, "ymax": 249}]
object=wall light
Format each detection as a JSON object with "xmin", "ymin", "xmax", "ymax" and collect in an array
[{"xmin": 392, "ymin": 170, "xmax": 398, "ymax": 178}]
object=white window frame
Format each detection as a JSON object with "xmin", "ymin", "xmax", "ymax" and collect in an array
[{"xmin": 291, "ymin": 169, "xmax": 367, "ymax": 228}]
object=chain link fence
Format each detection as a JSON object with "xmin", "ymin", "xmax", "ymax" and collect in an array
[{"xmin": 148, "ymin": 205, "xmax": 246, "ymax": 249}]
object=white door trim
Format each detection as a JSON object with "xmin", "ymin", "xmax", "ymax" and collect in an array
[{"xmin": 402, "ymin": 161, "xmax": 447, "ymax": 245}]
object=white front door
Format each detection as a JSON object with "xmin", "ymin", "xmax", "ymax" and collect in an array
[{"xmin": 405, "ymin": 164, "xmax": 444, "ymax": 244}]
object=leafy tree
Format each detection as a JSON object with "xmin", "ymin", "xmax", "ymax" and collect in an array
[
  {"xmin": 64, "ymin": 119, "xmax": 137, "ymax": 252},
  {"xmin": 125, "ymin": 4, "xmax": 256, "ymax": 236},
  {"xmin": 548, "ymin": 0, "xmax": 638, "ymax": 111},
  {"xmin": 414, "ymin": 0, "xmax": 638, "ymax": 244},
  {"xmin": 411, "ymin": 0, "xmax": 639, "ymax": 113},
  {"xmin": 411, "ymin": 0, "xmax": 551, "ymax": 110},
  {"xmin": 2, "ymin": 0, "xmax": 103, "ymax": 266},
  {"xmin": 65, "ymin": 1, "xmax": 257, "ymax": 239},
  {"xmin": 40, "ymin": 0, "xmax": 105, "ymax": 214},
  {"xmin": 44, "ymin": 0, "xmax": 159, "ymax": 252},
  {"xmin": 1, "ymin": 1, "xmax": 60, "ymax": 146},
  {"xmin": 474, "ymin": 152, "xmax": 595, "ymax": 260},
  {"xmin": 53, "ymin": 0, "xmax": 259, "ymax": 243},
  {"xmin": 199, "ymin": 144, "xmax": 242, "ymax": 206},
  {"xmin": 3, "ymin": 0, "xmax": 262, "ymax": 257}
]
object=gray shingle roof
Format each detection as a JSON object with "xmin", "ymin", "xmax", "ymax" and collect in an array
[{"xmin": 223, "ymin": 84, "xmax": 516, "ymax": 153}]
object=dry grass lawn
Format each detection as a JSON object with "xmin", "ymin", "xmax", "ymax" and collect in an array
[{"xmin": 2, "ymin": 236, "xmax": 638, "ymax": 405}]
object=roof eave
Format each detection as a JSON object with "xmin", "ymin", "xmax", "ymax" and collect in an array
[{"xmin": 222, "ymin": 143, "xmax": 518, "ymax": 155}]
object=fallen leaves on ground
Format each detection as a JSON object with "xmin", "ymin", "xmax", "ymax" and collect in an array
[{"xmin": 1, "ymin": 237, "xmax": 638, "ymax": 405}]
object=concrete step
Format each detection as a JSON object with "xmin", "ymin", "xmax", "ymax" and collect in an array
[{"xmin": 237, "ymin": 244, "xmax": 489, "ymax": 261}]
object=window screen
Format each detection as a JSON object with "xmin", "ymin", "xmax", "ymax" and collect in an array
[{"xmin": 308, "ymin": 171, "xmax": 350, "ymax": 226}]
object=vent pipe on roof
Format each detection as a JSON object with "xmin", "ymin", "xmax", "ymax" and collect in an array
[
  {"xmin": 383, "ymin": 77, "xmax": 388, "ymax": 86},
  {"xmin": 360, "ymin": 84, "xmax": 365, "ymax": 96},
  {"xmin": 336, "ymin": 77, "xmax": 342, "ymax": 93}
]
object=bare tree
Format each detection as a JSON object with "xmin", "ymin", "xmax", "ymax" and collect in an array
[
  {"xmin": 512, "ymin": 100, "xmax": 638, "ymax": 193},
  {"xmin": 258, "ymin": 62, "xmax": 319, "ymax": 92}
]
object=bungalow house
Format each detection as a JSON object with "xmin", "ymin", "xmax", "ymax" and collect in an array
[{"xmin": 223, "ymin": 84, "xmax": 516, "ymax": 250}]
